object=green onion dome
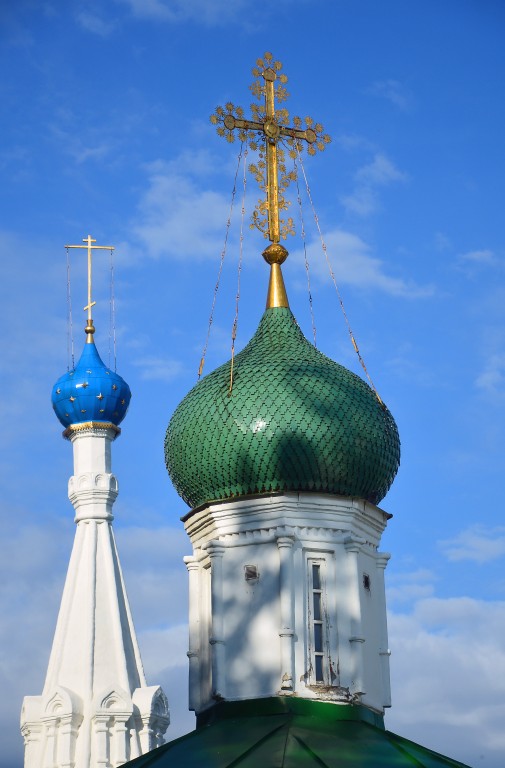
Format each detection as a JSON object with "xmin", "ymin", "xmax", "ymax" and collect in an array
[{"xmin": 165, "ymin": 306, "xmax": 400, "ymax": 509}]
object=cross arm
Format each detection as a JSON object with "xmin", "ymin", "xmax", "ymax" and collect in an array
[{"xmin": 223, "ymin": 115, "xmax": 264, "ymax": 133}]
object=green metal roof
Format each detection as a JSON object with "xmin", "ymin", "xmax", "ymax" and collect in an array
[
  {"xmin": 124, "ymin": 697, "xmax": 472, "ymax": 768},
  {"xmin": 165, "ymin": 307, "xmax": 400, "ymax": 508}
]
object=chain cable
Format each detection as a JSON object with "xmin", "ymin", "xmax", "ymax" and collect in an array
[
  {"xmin": 109, "ymin": 247, "xmax": 117, "ymax": 372},
  {"xmin": 66, "ymin": 246, "xmax": 75, "ymax": 370},
  {"xmin": 198, "ymin": 145, "xmax": 245, "ymax": 379},
  {"xmin": 229, "ymin": 147, "xmax": 248, "ymax": 395},
  {"xmin": 297, "ymin": 151, "xmax": 384, "ymax": 407},
  {"xmin": 294, "ymin": 157, "xmax": 317, "ymax": 347}
]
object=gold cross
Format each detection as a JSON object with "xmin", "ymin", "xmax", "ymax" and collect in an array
[
  {"xmin": 65, "ymin": 235, "xmax": 114, "ymax": 340},
  {"xmin": 210, "ymin": 52, "xmax": 330, "ymax": 245}
]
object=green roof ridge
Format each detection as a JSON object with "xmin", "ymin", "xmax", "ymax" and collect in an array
[
  {"xmin": 123, "ymin": 696, "xmax": 473, "ymax": 767},
  {"xmin": 196, "ymin": 697, "xmax": 385, "ymax": 729}
]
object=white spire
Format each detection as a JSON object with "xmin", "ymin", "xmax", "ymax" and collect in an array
[{"xmin": 21, "ymin": 423, "xmax": 169, "ymax": 768}]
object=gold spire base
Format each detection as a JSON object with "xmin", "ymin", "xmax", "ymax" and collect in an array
[{"xmin": 263, "ymin": 243, "xmax": 289, "ymax": 309}]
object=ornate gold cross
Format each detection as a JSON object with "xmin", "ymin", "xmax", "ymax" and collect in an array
[
  {"xmin": 65, "ymin": 235, "xmax": 114, "ymax": 340},
  {"xmin": 211, "ymin": 52, "xmax": 330, "ymax": 245}
]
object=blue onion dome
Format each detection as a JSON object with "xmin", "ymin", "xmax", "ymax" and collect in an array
[
  {"xmin": 165, "ymin": 306, "xmax": 400, "ymax": 509},
  {"xmin": 52, "ymin": 340, "xmax": 131, "ymax": 429}
]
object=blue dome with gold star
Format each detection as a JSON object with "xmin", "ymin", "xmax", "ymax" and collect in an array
[{"xmin": 52, "ymin": 340, "xmax": 131, "ymax": 429}]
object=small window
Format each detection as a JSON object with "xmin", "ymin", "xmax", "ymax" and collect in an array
[
  {"xmin": 244, "ymin": 565, "xmax": 259, "ymax": 582},
  {"xmin": 308, "ymin": 561, "xmax": 328, "ymax": 684}
]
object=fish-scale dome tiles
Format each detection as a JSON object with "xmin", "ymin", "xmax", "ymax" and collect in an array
[{"xmin": 165, "ymin": 307, "xmax": 400, "ymax": 509}]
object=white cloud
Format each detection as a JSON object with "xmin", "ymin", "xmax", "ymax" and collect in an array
[
  {"xmin": 71, "ymin": 143, "xmax": 112, "ymax": 164},
  {"xmin": 334, "ymin": 134, "xmax": 374, "ymax": 153},
  {"xmin": 387, "ymin": 568, "xmax": 436, "ymax": 603},
  {"xmin": 341, "ymin": 153, "xmax": 407, "ymax": 216},
  {"xmin": 76, "ymin": 11, "xmax": 116, "ymax": 36},
  {"xmin": 459, "ymin": 248, "xmax": 496, "ymax": 264},
  {"xmin": 440, "ymin": 525, "xmax": 505, "ymax": 564},
  {"xmin": 0, "ymin": 522, "xmax": 74, "ymax": 767},
  {"xmin": 48, "ymin": 120, "xmax": 114, "ymax": 165},
  {"xmin": 114, "ymin": 526, "xmax": 189, "ymax": 629},
  {"xmin": 385, "ymin": 346, "xmax": 437, "ymax": 387},
  {"xmin": 387, "ymin": 595, "xmax": 505, "ymax": 766},
  {"xmin": 434, "ymin": 231, "xmax": 452, "ymax": 252},
  {"xmin": 119, "ymin": 0, "xmax": 251, "ymax": 25},
  {"xmin": 368, "ymin": 79, "xmax": 412, "ymax": 111},
  {"xmin": 138, "ymin": 623, "xmax": 188, "ymax": 676},
  {"xmin": 340, "ymin": 186, "xmax": 376, "ymax": 217},
  {"xmin": 475, "ymin": 352, "xmax": 505, "ymax": 396},
  {"xmin": 132, "ymin": 165, "xmax": 231, "ymax": 261},
  {"xmin": 290, "ymin": 228, "xmax": 433, "ymax": 298},
  {"xmin": 132, "ymin": 355, "xmax": 185, "ymax": 382},
  {"xmin": 355, "ymin": 153, "xmax": 406, "ymax": 186}
]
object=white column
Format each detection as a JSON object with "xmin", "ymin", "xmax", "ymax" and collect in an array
[
  {"xmin": 57, "ymin": 715, "xmax": 79, "ymax": 768},
  {"xmin": 276, "ymin": 534, "xmax": 295, "ymax": 691},
  {"xmin": 184, "ymin": 556, "xmax": 200, "ymax": 712},
  {"xmin": 21, "ymin": 722, "xmax": 43, "ymax": 768},
  {"xmin": 112, "ymin": 716, "xmax": 129, "ymax": 766},
  {"xmin": 376, "ymin": 552, "xmax": 392, "ymax": 707},
  {"xmin": 344, "ymin": 536, "xmax": 366, "ymax": 696},
  {"xmin": 206, "ymin": 542, "xmax": 226, "ymax": 700},
  {"xmin": 43, "ymin": 720, "xmax": 56, "ymax": 768},
  {"xmin": 137, "ymin": 721, "xmax": 154, "ymax": 756},
  {"xmin": 93, "ymin": 715, "xmax": 110, "ymax": 768}
]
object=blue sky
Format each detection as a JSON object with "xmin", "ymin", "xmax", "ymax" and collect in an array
[{"xmin": 1, "ymin": 1, "xmax": 505, "ymax": 766}]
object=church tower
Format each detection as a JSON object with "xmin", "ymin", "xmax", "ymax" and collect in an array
[
  {"xmin": 163, "ymin": 50, "xmax": 400, "ymax": 720},
  {"xmin": 20, "ymin": 236, "xmax": 169, "ymax": 768},
  {"xmin": 121, "ymin": 54, "xmax": 472, "ymax": 767}
]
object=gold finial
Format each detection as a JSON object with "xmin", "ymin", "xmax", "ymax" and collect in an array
[
  {"xmin": 210, "ymin": 53, "xmax": 330, "ymax": 306},
  {"xmin": 263, "ymin": 243, "xmax": 289, "ymax": 308},
  {"xmin": 65, "ymin": 235, "xmax": 115, "ymax": 342}
]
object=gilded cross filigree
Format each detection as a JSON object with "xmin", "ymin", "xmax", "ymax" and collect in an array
[{"xmin": 210, "ymin": 52, "xmax": 331, "ymax": 244}]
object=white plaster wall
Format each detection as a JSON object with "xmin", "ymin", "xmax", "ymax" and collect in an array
[
  {"xmin": 221, "ymin": 542, "xmax": 281, "ymax": 699},
  {"xmin": 183, "ymin": 493, "xmax": 391, "ymax": 715}
]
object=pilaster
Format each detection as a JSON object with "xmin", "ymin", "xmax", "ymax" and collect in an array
[
  {"xmin": 276, "ymin": 533, "xmax": 295, "ymax": 692},
  {"xmin": 376, "ymin": 553, "xmax": 392, "ymax": 708},
  {"xmin": 344, "ymin": 535, "xmax": 366, "ymax": 697},
  {"xmin": 184, "ymin": 556, "xmax": 201, "ymax": 712},
  {"xmin": 205, "ymin": 542, "xmax": 227, "ymax": 700}
]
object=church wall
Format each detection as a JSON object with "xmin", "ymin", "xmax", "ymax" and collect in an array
[
  {"xmin": 184, "ymin": 494, "xmax": 391, "ymax": 715},
  {"xmin": 222, "ymin": 541, "xmax": 281, "ymax": 699}
]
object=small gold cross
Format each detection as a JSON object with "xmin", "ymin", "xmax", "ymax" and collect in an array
[{"xmin": 65, "ymin": 235, "xmax": 114, "ymax": 340}]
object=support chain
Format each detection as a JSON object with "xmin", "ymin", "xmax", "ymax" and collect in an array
[
  {"xmin": 297, "ymin": 151, "xmax": 384, "ymax": 407},
  {"xmin": 109, "ymin": 248, "xmax": 117, "ymax": 372},
  {"xmin": 66, "ymin": 246, "xmax": 75, "ymax": 370},
  {"xmin": 198, "ymin": 145, "xmax": 245, "ymax": 379},
  {"xmin": 229, "ymin": 147, "xmax": 248, "ymax": 395},
  {"xmin": 294, "ymin": 158, "xmax": 317, "ymax": 347}
]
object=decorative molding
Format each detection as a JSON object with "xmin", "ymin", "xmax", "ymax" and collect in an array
[
  {"xmin": 184, "ymin": 495, "xmax": 387, "ymax": 556},
  {"xmin": 63, "ymin": 421, "xmax": 120, "ymax": 439}
]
